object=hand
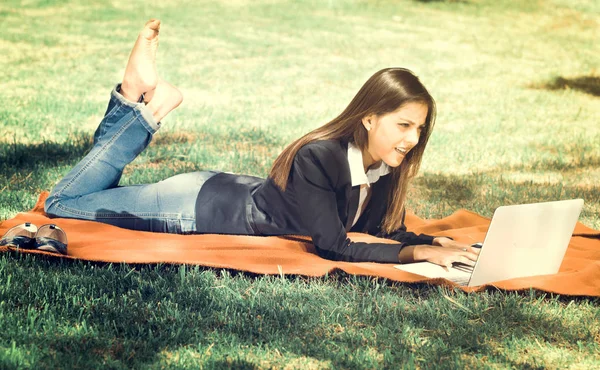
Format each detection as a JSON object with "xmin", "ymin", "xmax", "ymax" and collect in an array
[
  {"xmin": 433, "ymin": 237, "xmax": 479, "ymax": 252},
  {"xmin": 416, "ymin": 245, "xmax": 479, "ymax": 269},
  {"xmin": 430, "ymin": 237, "xmax": 480, "ymax": 267},
  {"xmin": 398, "ymin": 238, "xmax": 480, "ymax": 268}
]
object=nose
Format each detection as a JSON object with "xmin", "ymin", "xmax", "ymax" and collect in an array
[{"xmin": 404, "ymin": 127, "xmax": 420, "ymax": 148}]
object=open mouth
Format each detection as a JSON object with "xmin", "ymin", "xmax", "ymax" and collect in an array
[{"xmin": 395, "ymin": 147, "xmax": 407, "ymax": 155}]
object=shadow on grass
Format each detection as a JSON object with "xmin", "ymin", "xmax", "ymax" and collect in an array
[
  {"xmin": 3, "ymin": 245, "xmax": 599, "ymax": 368},
  {"xmin": 411, "ymin": 140, "xmax": 600, "ymax": 220},
  {"xmin": 0, "ymin": 134, "xmax": 93, "ymax": 196},
  {"xmin": 496, "ymin": 142, "xmax": 600, "ymax": 208},
  {"xmin": 525, "ymin": 141, "xmax": 600, "ymax": 171},
  {"xmin": 0, "ymin": 127, "xmax": 276, "ymax": 182},
  {"xmin": 529, "ymin": 75, "xmax": 600, "ymax": 97},
  {"xmin": 0, "ymin": 130, "xmax": 204, "ymax": 175},
  {"xmin": 0, "ymin": 133, "xmax": 92, "ymax": 172},
  {"xmin": 2, "ymin": 123, "xmax": 599, "ymax": 366},
  {"xmin": 413, "ymin": 172, "xmax": 477, "ymax": 203}
]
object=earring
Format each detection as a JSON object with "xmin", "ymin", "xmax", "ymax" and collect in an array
[{"xmin": 366, "ymin": 127, "xmax": 371, "ymax": 131}]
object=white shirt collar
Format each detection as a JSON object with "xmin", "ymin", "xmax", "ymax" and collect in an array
[{"xmin": 347, "ymin": 142, "xmax": 391, "ymax": 187}]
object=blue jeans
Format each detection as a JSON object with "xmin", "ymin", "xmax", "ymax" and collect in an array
[{"xmin": 45, "ymin": 84, "xmax": 218, "ymax": 234}]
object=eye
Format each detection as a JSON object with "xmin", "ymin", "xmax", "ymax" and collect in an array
[{"xmin": 398, "ymin": 123, "xmax": 410, "ymax": 128}]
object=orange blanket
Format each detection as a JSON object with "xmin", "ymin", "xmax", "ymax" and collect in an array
[{"xmin": 2, "ymin": 192, "xmax": 599, "ymax": 296}]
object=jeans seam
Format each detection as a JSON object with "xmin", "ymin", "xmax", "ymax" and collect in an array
[
  {"xmin": 98, "ymin": 104, "xmax": 123, "ymax": 139},
  {"xmin": 52, "ymin": 113, "xmax": 138, "ymax": 203},
  {"xmin": 54, "ymin": 202, "xmax": 183, "ymax": 219}
]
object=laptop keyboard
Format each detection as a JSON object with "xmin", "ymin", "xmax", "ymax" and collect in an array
[{"xmin": 449, "ymin": 263, "xmax": 474, "ymax": 286}]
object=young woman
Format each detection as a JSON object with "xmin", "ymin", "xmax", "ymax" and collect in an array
[{"xmin": 44, "ymin": 20, "xmax": 479, "ymax": 267}]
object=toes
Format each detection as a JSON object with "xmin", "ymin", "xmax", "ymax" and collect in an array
[
  {"xmin": 145, "ymin": 19, "xmax": 161, "ymax": 32},
  {"xmin": 140, "ymin": 19, "xmax": 160, "ymax": 40}
]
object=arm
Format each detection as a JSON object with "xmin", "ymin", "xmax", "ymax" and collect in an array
[
  {"xmin": 375, "ymin": 208, "xmax": 435, "ymax": 246},
  {"xmin": 370, "ymin": 189, "xmax": 479, "ymax": 266},
  {"xmin": 289, "ymin": 143, "xmax": 479, "ymax": 266},
  {"xmin": 290, "ymin": 145, "xmax": 403, "ymax": 263},
  {"xmin": 398, "ymin": 242, "xmax": 480, "ymax": 267}
]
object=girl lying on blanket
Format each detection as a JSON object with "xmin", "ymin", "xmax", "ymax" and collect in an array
[{"xmin": 44, "ymin": 19, "xmax": 479, "ymax": 267}]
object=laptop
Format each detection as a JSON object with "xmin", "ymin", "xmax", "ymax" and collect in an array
[{"xmin": 394, "ymin": 199, "xmax": 584, "ymax": 286}]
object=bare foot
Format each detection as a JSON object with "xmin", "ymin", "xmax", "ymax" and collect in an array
[
  {"xmin": 120, "ymin": 19, "xmax": 161, "ymax": 102},
  {"xmin": 146, "ymin": 78, "xmax": 183, "ymax": 123}
]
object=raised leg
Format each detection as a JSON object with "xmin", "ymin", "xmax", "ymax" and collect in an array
[
  {"xmin": 45, "ymin": 86, "xmax": 159, "ymax": 213},
  {"xmin": 145, "ymin": 78, "xmax": 183, "ymax": 123},
  {"xmin": 118, "ymin": 18, "xmax": 183, "ymax": 124},
  {"xmin": 120, "ymin": 19, "xmax": 161, "ymax": 103},
  {"xmin": 45, "ymin": 19, "xmax": 186, "ymax": 231}
]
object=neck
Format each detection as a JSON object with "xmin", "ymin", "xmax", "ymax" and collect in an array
[{"xmin": 361, "ymin": 149, "xmax": 380, "ymax": 172}]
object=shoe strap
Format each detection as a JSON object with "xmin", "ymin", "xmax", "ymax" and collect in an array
[
  {"xmin": 35, "ymin": 237, "xmax": 68, "ymax": 255},
  {"xmin": 0, "ymin": 236, "xmax": 35, "ymax": 249}
]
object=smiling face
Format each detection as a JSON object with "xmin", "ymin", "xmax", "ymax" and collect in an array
[{"xmin": 361, "ymin": 101, "xmax": 429, "ymax": 171}]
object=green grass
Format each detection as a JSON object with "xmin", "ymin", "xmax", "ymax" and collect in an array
[
  {"xmin": 1, "ymin": 255, "xmax": 599, "ymax": 369},
  {"xmin": 1, "ymin": 0, "xmax": 599, "ymax": 368}
]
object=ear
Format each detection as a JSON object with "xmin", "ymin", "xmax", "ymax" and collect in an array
[{"xmin": 361, "ymin": 114, "xmax": 375, "ymax": 131}]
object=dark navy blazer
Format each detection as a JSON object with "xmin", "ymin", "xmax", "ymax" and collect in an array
[{"xmin": 194, "ymin": 139, "xmax": 434, "ymax": 263}]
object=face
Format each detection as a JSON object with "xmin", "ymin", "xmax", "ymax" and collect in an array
[{"xmin": 362, "ymin": 101, "xmax": 428, "ymax": 170}]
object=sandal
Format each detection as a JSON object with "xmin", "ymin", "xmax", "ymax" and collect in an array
[
  {"xmin": 34, "ymin": 224, "xmax": 68, "ymax": 255},
  {"xmin": 0, "ymin": 223, "xmax": 38, "ymax": 249}
]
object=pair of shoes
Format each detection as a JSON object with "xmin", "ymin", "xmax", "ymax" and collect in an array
[{"xmin": 0, "ymin": 223, "xmax": 68, "ymax": 255}]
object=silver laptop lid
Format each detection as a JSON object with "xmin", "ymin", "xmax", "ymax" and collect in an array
[{"xmin": 468, "ymin": 199, "xmax": 584, "ymax": 287}]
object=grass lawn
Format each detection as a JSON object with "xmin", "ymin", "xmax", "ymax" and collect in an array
[{"xmin": 1, "ymin": 0, "xmax": 599, "ymax": 368}]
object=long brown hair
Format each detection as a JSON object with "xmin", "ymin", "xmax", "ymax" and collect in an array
[{"xmin": 269, "ymin": 67, "xmax": 436, "ymax": 234}]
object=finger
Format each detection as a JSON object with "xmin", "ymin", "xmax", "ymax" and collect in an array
[
  {"xmin": 458, "ymin": 255, "xmax": 476, "ymax": 267},
  {"xmin": 456, "ymin": 247, "xmax": 479, "ymax": 259},
  {"xmin": 464, "ymin": 246, "xmax": 481, "ymax": 255},
  {"xmin": 451, "ymin": 245, "xmax": 476, "ymax": 253},
  {"xmin": 464, "ymin": 251, "xmax": 479, "ymax": 261}
]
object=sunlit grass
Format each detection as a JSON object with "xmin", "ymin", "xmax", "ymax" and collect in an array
[{"xmin": 1, "ymin": 0, "xmax": 599, "ymax": 368}]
